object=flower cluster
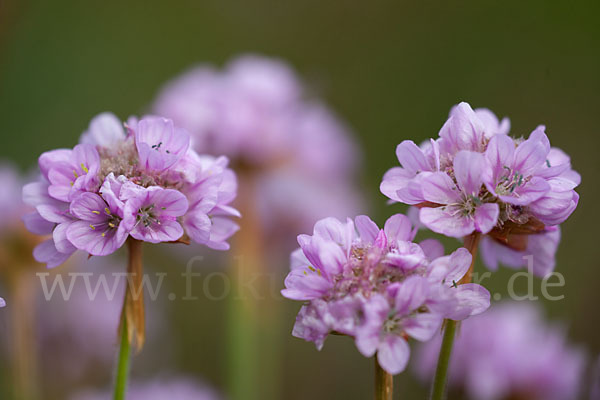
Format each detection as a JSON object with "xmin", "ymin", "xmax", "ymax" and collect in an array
[
  {"xmin": 153, "ymin": 55, "xmax": 362, "ymax": 237},
  {"xmin": 281, "ymin": 214, "xmax": 490, "ymax": 374},
  {"xmin": 23, "ymin": 113, "xmax": 239, "ymax": 267},
  {"xmin": 415, "ymin": 302, "xmax": 585, "ymax": 400},
  {"xmin": 381, "ymin": 102, "xmax": 580, "ymax": 277}
]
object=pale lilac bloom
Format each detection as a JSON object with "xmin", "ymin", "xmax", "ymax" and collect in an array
[
  {"xmin": 67, "ymin": 192, "xmax": 128, "ymax": 256},
  {"xmin": 484, "ymin": 129, "xmax": 551, "ymax": 206},
  {"xmin": 72, "ymin": 376, "xmax": 220, "ymax": 400},
  {"xmin": 355, "ymin": 278, "xmax": 443, "ymax": 374},
  {"xmin": 415, "ymin": 302, "xmax": 585, "ymax": 400},
  {"xmin": 0, "ymin": 298, "xmax": 4, "ymax": 307},
  {"xmin": 153, "ymin": 55, "xmax": 363, "ymax": 240},
  {"xmin": 41, "ymin": 144, "xmax": 100, "ymax": 202},
  {"xmin": 419, "ymin": 151, "xmax": 499, "ymax": 238},
  {"xmin": 24, "ymin": 112, "xmax": 239, "ymax": 268},
  {"xmin": 123, "ymin": 187, "xmax": 188, "ymax": 243},
  {"xmin": 381, "ymin": 101, "xmax": 580, "ymax": 275},
  {"xmin": 135, "ymin": 117, "xmax": 190, "ymax": 172},
  {"xmin": 282, "ymin": 214, "xmax": 490, "ymax": 375}
]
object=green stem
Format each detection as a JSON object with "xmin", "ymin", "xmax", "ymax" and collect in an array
[
  {"xmin": 430, "ymin": 319, "xmax": 457, "ymax": 400},
  {"xmin": 374, "ymin": 357, "xmax": 393, "ymax": 400},
  {"xmin": 430, "ymin": 232, "xmax": 480, "ymax": 400},
  {"xmin": 113, "ymin": 310, "xmax": 131, "ymax": 400}
]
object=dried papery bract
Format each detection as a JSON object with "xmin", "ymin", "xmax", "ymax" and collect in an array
[{"xmin": 23, "ymin": 112, "xmax": 239, "ymax": 398}]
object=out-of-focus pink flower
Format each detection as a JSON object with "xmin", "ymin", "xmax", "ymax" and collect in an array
[
  {"xmin": 282, "ymin": 214, "xmax": 490, "ymax": 374},
  {"xmin": 24, "ymin": 113, "xmax": 239, "ymax": 268},
  {"xmin": 414, "ymin": 301, "xmax": 585, "ymax": 400},
  {"xmin": 153, "ymin": 55, "xmax": 363, "ymax": 241},
  {"xmin": 71, "ymin": 376, "xmax": 220, "ymax": 400}
]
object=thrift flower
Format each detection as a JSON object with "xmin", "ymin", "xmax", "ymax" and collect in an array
[
  {"xmin": 282, "ymin": 214, "xmax": 490, "ymax": 374},
  {"xmin": 381, "ymin": 102, "xmax": 580, "ymax": 277},
  {"xmin": 23, "ymin": 112, "xmax": 239, "ymax": 267},
  {"xmin": 415, "ymin": 302, "xmax": 585, "ymax": 400},
  {"xmin": 153, "ymin": 54, "xmax": 362, "ymax": 243}
]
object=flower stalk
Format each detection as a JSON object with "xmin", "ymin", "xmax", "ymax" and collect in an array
[
  {"xmin": 124, "ymin": 238, "xmax": 145, "ymax": 350},
  {"xmin": 375, "ymin": 357, "xmax": 393, "ymax": 400},
  {"xmin": 228, "ymin": 175, "xmax": 261, "ymax": 400},
  {"xmin": 430, "ymin": 232, "xmax": 480, "ymax": 400},
  {"xmin": 114, "ymin": 238, "xmax": 144, "ymax": 400},
  {"xmin": 113, "ymin": 310, "xmax": 131, "ymax": 400}
]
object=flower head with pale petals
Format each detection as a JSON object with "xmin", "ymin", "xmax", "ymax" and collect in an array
[
  {"xmin": 381, "ymin": 102, "xmax": 580, "ymax": 277},
  {"xmin": 282, "ymin": 213, "xmax": 490, "ymax": 375},
  {"xmin": 24, "ymin": 112, "xmax": 239, "ymax": 268}
]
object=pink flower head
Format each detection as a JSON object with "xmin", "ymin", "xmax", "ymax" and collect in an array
[
  {"xmin": 153, "ymin": 55, "xmax": 363, "ymax": 241},
  {"xmin": 282, "ymin": 213, "xmax": 490, "ymax": 375},
  {"xmin": 415, "ymin": 302, "xmax": 585, "ymax": 400},
  {"xmin": 0, "ymin": 297, "xmax": 5, "ymax": 307},
  {"xmin": 381, "ymin": 102, "xmax": 580, "ymax": 275},
  {"xmin": 24, "ymin": 112, "xmax": 239, "ymax": 268}
]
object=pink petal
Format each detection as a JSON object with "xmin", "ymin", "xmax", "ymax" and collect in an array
[
  {"xmin": 514, "ymin": 135, "xmax": 548, "ymax": 176},
  {"xmin": 473, "ymin": 203, "xmax": 499, "ymax": 234},
  {"xmin": 485, "ymin": 134, "xmax": 515, "ymax": 180},
  {"xmin": 70, "ymin": 193, "xmax": 110, "ymax": 223},
  {"xmin": 421, "ymin": 172, "xmax": 459, "ymax": 204},
  {"xmin": 355, "ymin": 215, "xmax": 380, "ymax": 243},
  {"xmin": 404, "ymin": 312, "xmax": 443, "ymax": 341},
  {"xmin": 384, "ymin": 214, "xmax": 414, "ymax": 242},
  {"xmin": 396, "ymin": 140, "xmax": 431, "ymax": 174},
  {"xmin": 454, "ymin": 151, "xmax": 488, "ymax": 196},
  {"xmin": 419, "ymin": 206, "xmax": 475, "ymax": 238},
  {"xmin": 377, "ymin": 336, "xmax": 410, "ymax": 375},
  {"xmin": 380, "ymin": 167, "xmax": 414, "ymax": 202}
]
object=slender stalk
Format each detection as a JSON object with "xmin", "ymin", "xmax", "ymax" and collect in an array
[
  {"xmin": 430, "ymin": 232, "xmax": 481, "ymax": 400},
  {"xmin": 113, "ymin": 310, "xmax": 131, "ymax": 400},
  {"xmin": 113, "ymin": 238, "xmax": 144, "ymax": 400},
  {"xmin": 228, "ymin": 174, "xmax": 262, "ymax": 400},
  {"xmin": 374, "ymin": 357, "xmax": 393, "ymax": 400},
  {"xmin": 430, "ymin": 319, "xmax": 457, "ymax": 400}
]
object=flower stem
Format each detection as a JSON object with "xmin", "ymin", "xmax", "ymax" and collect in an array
[
  {"xmin": 113, "ymin": 310, "xmax": 131, "ymax": 400},
  {"xmin": 430, "ymin": 232, "xmax": 481, "ymax": 400},
  {"xmin": 113, "ymin": 238, "xmax": 144, "ymax": 400},
  {"xmin": 430, "ymin": 319, "xmax": 457, "ymax": 400},
  {"xmin": 374, "ymin": 357, "xmax": 393, "ymax": 400},
  {"xmin": 228, "ymin": 174, "xmax": 262, "ymax": 400}
]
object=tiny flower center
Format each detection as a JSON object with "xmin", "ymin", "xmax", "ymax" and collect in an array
[{"xmin": 136, "ymin": 204, "xmax": 160, "ymax": 227}]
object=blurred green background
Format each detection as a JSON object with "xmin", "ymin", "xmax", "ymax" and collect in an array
[{"xmin": 0, "ymin": 0, "xmax": 598, "ymax": 399}]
